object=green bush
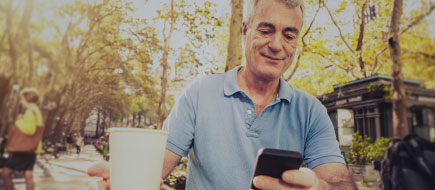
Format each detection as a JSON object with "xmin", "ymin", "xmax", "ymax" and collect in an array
[
  {"xmin": 366, "ymin": 137, "xmax": 391, "ymax": 161},
  {"xmin": 346, "ymin": 132, "xmax": 390, "ymax": 165},
  {"xmin": 164, "ymin": 157, "xmax": 188, "ymax": 189}
]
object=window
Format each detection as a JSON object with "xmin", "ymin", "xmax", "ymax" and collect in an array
[{"xmin": 354, "ymin": 107, "xmax": 378, "ymax": 141}]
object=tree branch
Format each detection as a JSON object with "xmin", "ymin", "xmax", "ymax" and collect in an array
[
  {"xmin": 322, "ymin": 0, "xmax": 355, "ymax": 54},
  {"xmin": 402, "ymin": 49, "xmax": 435, "ymax": 60},
  {"xmin": 370, "ymin": 47, "xmax": 388, "ymax": 75},
  {"xmin": 0, "ymin": 28, "xmax": 7, "ymax": 52},
  {"xmin": 356, "ymin": 1, "xmax": 368, "ymax": 77},
  {"xmin": 285, "ymin": 2, "xmax": 322, "ymax": 81},
  {"xmin": 308, "ymin": 50, "xmax": 358, "ymax": 79},
  {"xmin": 369, "ymin": 3, "xmax": 435, "ymax": 73},
  {"xmin": 400, "ymin": 3, "xmax": 435, "ymax": 35}
]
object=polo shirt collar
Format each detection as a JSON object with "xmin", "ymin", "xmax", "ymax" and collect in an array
[
  {"xmin": 277, "ymin": 77, "xmax": 293, "ymax": 102},
  {"xmin": 223, "ymin": 66, "xmax": 243, "ymax": 96},
  {"xmin": 223, "ymin": 66, "xmax": 293, "ymax": 102}
]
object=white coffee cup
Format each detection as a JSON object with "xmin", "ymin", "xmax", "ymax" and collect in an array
[{"xmin": 108, "ymin": 128, "xmax": 168, "ymax": 190}]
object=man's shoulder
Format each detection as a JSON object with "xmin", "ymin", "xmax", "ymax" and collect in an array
[
  {"xmin": 198, "ymin": 72, "xmax": 227, "ymax": 83},
  {"xmin": 186, "ymin": 72, "xmax": 227, "ymax": 90}
]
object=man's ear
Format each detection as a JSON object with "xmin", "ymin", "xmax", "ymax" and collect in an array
[
  {"xmin": 242, "ymin": 21, "xmax": 248, "ymax": 37},
  {"xmin": 242, "ymin": 21, "xmax": 249, "ymax": 46}
]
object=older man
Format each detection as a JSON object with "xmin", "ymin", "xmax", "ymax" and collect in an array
[
  {"xmin": 90, "ymin": 0, "xmax": 357, "ymax": 189},
  {"xmin": 161, "ymin": 0, "xmax": 356, "ymax": 189}
]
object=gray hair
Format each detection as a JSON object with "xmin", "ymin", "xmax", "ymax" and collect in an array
[{"xmin": 244, "ymin": 0, "xmax": 305, "ymax": 26}]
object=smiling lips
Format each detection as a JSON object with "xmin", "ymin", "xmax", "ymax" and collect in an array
[{"xmin": 260, "ymin": 53, "xmax": 285, "ymax": 61}]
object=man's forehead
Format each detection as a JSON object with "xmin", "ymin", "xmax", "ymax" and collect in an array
[{"xmin": 251, "ymin": 0, "xmax": 303, "ymax": 30}]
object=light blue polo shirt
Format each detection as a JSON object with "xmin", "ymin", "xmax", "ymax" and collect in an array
[{"xmin": 163, "ymin": 66, "xmax": 344, "ymax": 190}]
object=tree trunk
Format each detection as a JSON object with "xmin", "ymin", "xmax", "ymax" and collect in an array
[
  {"xmin": 53, "ymin": 110, "xmax": 67, "ymax": 141},
  {"xmin": 102, "ymin": 111, "xmax": 107, "ymax": 133},
  {"xmin": 356, "ymin": 1, "xmax": 368, "ymax": 78},
  {"xmin": 95, "ymin": 109, "xmax": 101, "ymax": 137},
  {"xmin": 389, "ymin": 0, "xmax": 408, "ymax": 138},
  {"xmin": 138, "ymin": 113, "xmax": 142, "ymax": 126},
  {"xmin": 5, "ymin": 0, "xmax": 17, "ymax": 77},
  {"xmin": 80, "ymin": 116, "xmax": 87, "ymax": 136},
  {"xmin": 132, "ymin": 112, "xmax": 136, "ymax": 127},
  {"xmin": 27, "ymin": 42, "xmax": 34, "ymax": 86},
  {"xmin": 225, "ymin": 0, "xmax": 243, "ymax": 72},
  {"xmin": 20, "ymin": 0, "xmax": 35, "ymax": 86},
  {"xmin": 66, "ymin": 112, "xmax": 75, "ymax": 132},
  {"xmin": 43, "ymin": 107, "xmax": 59, "ymax": 137},
  {"xmin": 0, "ymin": 75, "xmax": 11, "ymax": 132},
  {"xmin": 157, "ymin": 0, "xmax": 176, "ymax": 130},
  {"xmin": 0, "ymin": 75, "xmax": 10, "ymax": 112}
]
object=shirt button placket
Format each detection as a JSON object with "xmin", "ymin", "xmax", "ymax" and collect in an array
[{"xmin": 247, "ymin": 109, "xmax": 252, "ymax": 115}]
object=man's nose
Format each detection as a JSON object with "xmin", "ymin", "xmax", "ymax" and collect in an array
[{"xmin": 268, "ymin": 34, "xmax": 283, "ymax": 53}]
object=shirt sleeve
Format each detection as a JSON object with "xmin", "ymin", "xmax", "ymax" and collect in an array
[
  {"xmin": 304, "ymin": 101, "xmax": 345, "ymax": 168},
  {"xmin": 163, "ymin": 81, "xmax": 198, "ymax": 157},
  {"xmin": 15, "ymin": 109, "xmax": 37, "ymax": 135}
]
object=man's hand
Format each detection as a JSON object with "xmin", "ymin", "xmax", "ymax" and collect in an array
[
  {"xmin": 88, "ymin": 162, "xmax": 111, "ymax": 190},
  {"xmin": 252, "ymin": 167, "xmax": 324, "ymax": 190},
  {"xmin": 252, "ymin": 163, "xmax": 357, "ymax": 190},
  {"xmin": 87, "ymin": 162, "xmax": 165, "ymax": 190}
]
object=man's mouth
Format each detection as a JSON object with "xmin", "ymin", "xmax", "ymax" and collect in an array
[{"xmin": 260, "ymin": 53, "xmax": 285, "ymax": 61}]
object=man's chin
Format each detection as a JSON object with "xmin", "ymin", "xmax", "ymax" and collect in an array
[{"xmin": 255, "ymin": 71, "xmax": 281, "ymax": 82}]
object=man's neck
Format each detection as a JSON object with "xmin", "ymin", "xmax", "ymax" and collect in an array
[{"xmin": 237, "ymin": 68, "xmax": 280, "ymax": 115}]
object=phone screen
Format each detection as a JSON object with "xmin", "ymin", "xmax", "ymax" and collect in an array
[{"xmin": 250, "ymin": 148, "xmax": 303, "ymax": 189}]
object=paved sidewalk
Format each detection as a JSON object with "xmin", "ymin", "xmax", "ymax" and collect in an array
[
  {"xmin": 45, "ymin": 145, "xmax": 174, "ymax": 190},
  {"xmin": 47, "ymin": 145, "xmax": 105, "ymax": 174}
]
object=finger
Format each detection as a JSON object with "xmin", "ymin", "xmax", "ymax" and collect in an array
[
  {"xmin": 281, "ymin": 167, "xmax": 317, "ymax": 188},
  {"xmin": 97, "ymin": 180, "xmax": 109, "ymax": 190},
  {"xmin": 88, "ymin": 162, "xmax": 110, "ymax": 178},
  {"xmin": 253, "ymin": 175, "xmax": 301, "ymax": 190},
  {"xmin": 105, "ymin": 179, "xmax": 111, "ymax": 190}
]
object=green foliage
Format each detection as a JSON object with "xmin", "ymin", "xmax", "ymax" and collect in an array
[
  {"xmin": 346, "ymin": 133, "xmax": 391, "ymax": 164},
  {"xmin": 368, "ymin": 83, "xmax": 382, "ymax": 93},
  {"xmin": 164, "ymin": 157, "xmax": 188, "ymax": 189},
  {"xmin": 384, "ymin": 85, "xmax": 392, "ymax": 100},
  {"xmin": 346, "ymin": 133, "xmax": 372, "ymax": 165},
  {"xmin": 368, "ymin": 83, "xmax": 384, "ymax": 98},
  {"xmin": 293, "ymin": 0, "xmax": 435, "ymax": 97},
  {"xmin": 366, "ymin": 137, "xmax": 391, "ymax": 162}
]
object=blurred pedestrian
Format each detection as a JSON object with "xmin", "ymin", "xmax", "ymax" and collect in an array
[
  {"xmin": 66, "ymin": 132, "xmax": 75, "ymax": 156},
  {"xmin": 3, "ymin": 88, "xmax": 44, "ymax": 190},
  {"xmin": 75, "ymin": 132, "xmax": 83, "ymax": 155}
]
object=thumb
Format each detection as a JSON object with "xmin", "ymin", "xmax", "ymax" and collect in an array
[{"xmin": 282, "ymin": 167, "xmax": 318, "ymax": 188}]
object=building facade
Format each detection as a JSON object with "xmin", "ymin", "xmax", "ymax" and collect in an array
[{"xmin": 318, "ymin": 74, "xmax": 435, "ymax": 149}]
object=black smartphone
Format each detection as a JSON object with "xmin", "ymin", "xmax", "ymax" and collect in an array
[{"xmin": 250, "ymin": 148, "xmax": 303, "ymax": 189}]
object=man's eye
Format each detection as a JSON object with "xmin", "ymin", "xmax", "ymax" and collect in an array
[
  {"xmin": 284, "ymin": 34, "xmax": 295, "ymax": 40},
  {"xmin": 258, "ymin": 30, "xmax": 272, "ymax": 35}
]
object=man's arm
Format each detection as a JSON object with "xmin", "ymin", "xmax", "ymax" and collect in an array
[
  {"xmin": 252, "ymin": 163, "xmax": 357, "ymax": 190},
  {"xmin": 161, "ymin": 149, "xmax": 182, "ymax": 179},
  {"xmin": 313, "ymin": 163, "xmax": 357, "ymax": 190}
]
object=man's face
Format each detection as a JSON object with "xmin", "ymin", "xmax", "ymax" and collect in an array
[{"xmin": 243, "ymin": 0, "xmax": 303, "ymax": 81}]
